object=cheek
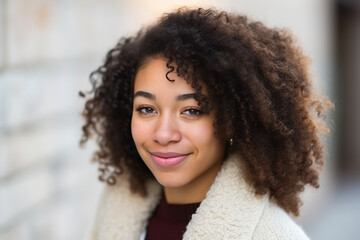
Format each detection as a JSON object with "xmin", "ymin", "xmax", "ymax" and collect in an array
[
  {"xmin": 196, "ymin": 127, "xmax": 225, "ymax": 161},
  {"xmin": 131, "ymin": 117, "xmax": 146, "ymax": 145},
  {"xmin": 185, "ymin": 121, "xmax": 217, "ymax": 146}
]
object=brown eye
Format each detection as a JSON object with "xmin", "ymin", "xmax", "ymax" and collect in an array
[
  {"xmin": 136, "ymin": 106, "xmax": 157, "ymax": 115},
  {"xmin": 182, "ymin": 108, "xmax": 203, "ymax": 119}
]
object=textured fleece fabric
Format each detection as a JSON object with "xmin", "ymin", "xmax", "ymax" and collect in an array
[{"xmin": 88, "ymin": 154, "xmax": 310, "ymax": 240}]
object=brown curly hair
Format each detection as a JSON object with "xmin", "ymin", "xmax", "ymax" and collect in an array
[{"xmin": 80, "ymin": 7, "xmax": 332, "ymax": 216}]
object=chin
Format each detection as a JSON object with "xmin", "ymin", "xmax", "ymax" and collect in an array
[{"xmin": 154, "ymin": 173, "xmax": 188, "ymax": 188}]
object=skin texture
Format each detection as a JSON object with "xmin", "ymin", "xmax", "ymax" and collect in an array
[
  {"xmin": 131, "ymin": 57, "xmax": 225, "ymax": 203},
  {"xmin": 80, "ymin": 8, "xmax": 333, "ymax": 216}
]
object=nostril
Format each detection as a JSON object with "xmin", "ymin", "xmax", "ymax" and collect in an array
[
  {"xmin": 153, "ymin": 119, "xmax": 181, "ymax": 145},
  {"xmin": 153, "ymin": 131, "xmax": 181, "ymax": 145}
]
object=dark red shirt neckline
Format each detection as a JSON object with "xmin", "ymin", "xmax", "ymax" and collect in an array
[{"xmin": 145, "ymin": 196, "xmax": 201, "ymax": 240}]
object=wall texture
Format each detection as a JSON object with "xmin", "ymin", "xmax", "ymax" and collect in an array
[{"xmin": 0, "ymin": 0, "xmax": 342, "ymax": 239}]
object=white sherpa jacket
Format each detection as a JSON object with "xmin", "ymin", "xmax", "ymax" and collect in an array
[{"xmin": 88, "ymin": 154, "xmax": 310, "ymax": 240}]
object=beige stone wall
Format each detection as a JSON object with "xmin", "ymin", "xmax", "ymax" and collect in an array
[{"xmin": 0, "ymin": 0, "xmax": 335, "ymax": 239}]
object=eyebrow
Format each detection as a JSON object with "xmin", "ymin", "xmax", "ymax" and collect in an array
[
  {"xmin": 134, "ymin": 91, "xmax": 155, "ymax": 100},
  {"xmin": 176, "ymin": 93, "xmax": 196, "ymax": 101},
  {"xmin": 133, "ymin": 91, "xmax": 197, "ymax": 102}
]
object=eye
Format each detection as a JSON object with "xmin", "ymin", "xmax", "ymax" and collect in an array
[
  {"xmin": 135, "ymin": 105, "xmax": 157, "ymax": 116},
  {"xmin": 181, "ymin": 108, "xmax": 203, "ymax": 119}
]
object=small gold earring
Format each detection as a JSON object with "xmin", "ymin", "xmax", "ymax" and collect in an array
[{"xmin": 229, "ymin": 138, "xmax": 233, "ymax": 146}]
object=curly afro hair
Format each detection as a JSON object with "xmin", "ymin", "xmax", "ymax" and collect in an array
[{"xmin": 80, "ymin": 7, "xmax": 332, "ymax": 216}]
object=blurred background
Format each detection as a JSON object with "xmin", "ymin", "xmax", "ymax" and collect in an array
[{"xmin": 0, "ymin": 0, "xmax": 359, "ymax": 239}]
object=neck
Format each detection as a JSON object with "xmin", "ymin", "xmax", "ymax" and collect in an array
[{"xmin": 164, "ymin": 160, "xmax": 222, "ymax": 204}]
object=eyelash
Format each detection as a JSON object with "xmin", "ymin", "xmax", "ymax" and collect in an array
[
  {"xmin": 135, "ymin": 105, "xmax": 203, "ymax": 119},
  {"xmin": 181, "ymin": 107, "xmax": 203, "ymax": 119},
  {"xmin": 135, "ymin": 105, "xmax": 156, "ymax": 115}
]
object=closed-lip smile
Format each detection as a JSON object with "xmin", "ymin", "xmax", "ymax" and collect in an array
[{"xmin": 150, "ymin": 152, "xmax": 190, "ymax": 167}]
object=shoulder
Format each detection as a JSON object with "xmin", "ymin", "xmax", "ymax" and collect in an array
[
  {"xmin": 87, "ymin": 175, "xmax": 162, "ymax": 240},
  {"xmin": 253, "ymin": 201, "xmax": 310, "ymax": 240}
]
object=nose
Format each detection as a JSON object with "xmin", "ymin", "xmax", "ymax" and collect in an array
[{"xmin": 153, "ymin": 114, "xmax": 181, "ymax": 145}]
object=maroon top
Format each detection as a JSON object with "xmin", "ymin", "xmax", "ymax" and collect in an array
[{"xmin": 145, "ymin": 196, "xmax": 201, "ymax": 240}]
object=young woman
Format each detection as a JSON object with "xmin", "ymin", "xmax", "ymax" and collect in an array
[{"xmin": 81, "ymin": 7, "xmax": 332, "ymax": 240}]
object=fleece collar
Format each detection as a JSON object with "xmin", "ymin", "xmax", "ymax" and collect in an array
[{"xmin": 91, "ymin": 154, "xmax": 269, "ymax": 240}]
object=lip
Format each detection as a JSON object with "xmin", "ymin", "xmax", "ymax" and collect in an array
[{"xmin": 150, "ymin": 152, "xmax": 190, "ymax": 168}]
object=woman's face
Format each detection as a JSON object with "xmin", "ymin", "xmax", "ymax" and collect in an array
[{"xmin": 131, "ymin": 57, "xmax": 225, "ymax": 203}]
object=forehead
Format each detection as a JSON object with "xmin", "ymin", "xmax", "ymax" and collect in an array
[{"xmin": 134, "ymin": 57, "xmax": 196, "ymax": 94}]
